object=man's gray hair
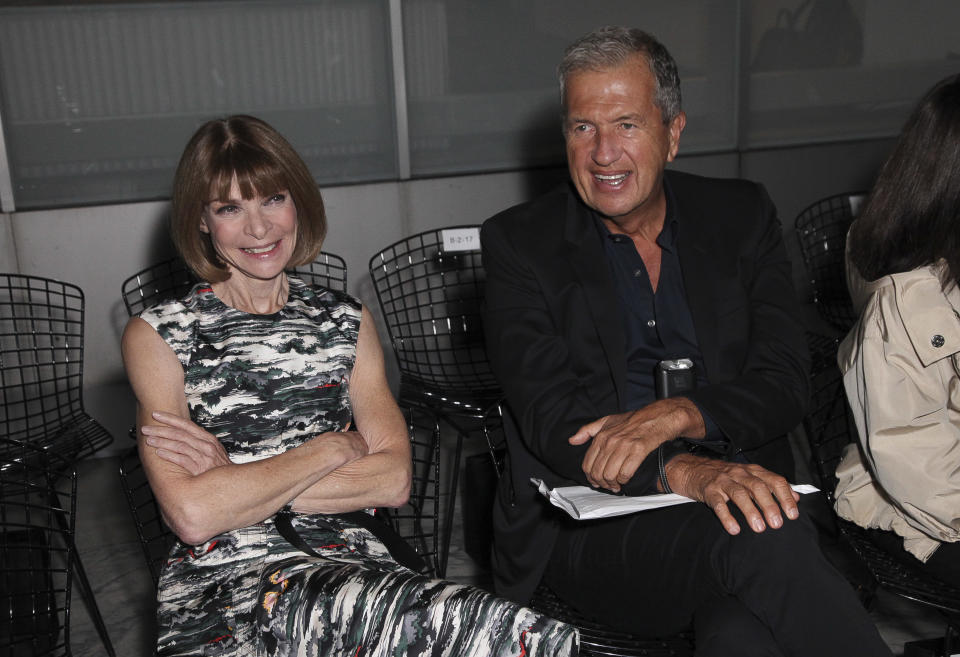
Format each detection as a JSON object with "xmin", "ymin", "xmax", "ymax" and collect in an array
[{"xmin": 558, "ymin": 26, "xmax": 682, "ymax": 124}]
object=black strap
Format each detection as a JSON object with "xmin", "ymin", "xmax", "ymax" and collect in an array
[{"xmin": 274, "ymin": 508, "xmax": 425, "ymax": 573}]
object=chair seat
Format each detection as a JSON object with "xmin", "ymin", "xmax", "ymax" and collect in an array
[
  {"xmin": 398, "ymin": 377, "xmax": 503, "ymax": 417},
  {"xmin": 529, "ymin": 583, "xmax": 695, "ymax": 657},
  {"xmin": 46, "ymin": 412, "xmax": 114, "ymax": 463},
  {"xmin": 837, "ymin": 519, "xmax": 960, "ymax": 615}
]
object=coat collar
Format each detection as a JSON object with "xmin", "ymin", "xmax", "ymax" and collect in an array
[
  {"xmin": 672, "ymin": 176, "xmax": 724, "ymax": 383},
  {"xmin": 560, "ymin": 186, "xmax": 627, "ymax": 405}
]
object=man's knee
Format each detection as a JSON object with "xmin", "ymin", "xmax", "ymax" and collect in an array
[
  {"xmin": 694, "ymin": 595, "xmax": 784, "ymax": 657},
  {"xmin": 712, "ymin": 501, "xmax": 826, "ymax": 586}
]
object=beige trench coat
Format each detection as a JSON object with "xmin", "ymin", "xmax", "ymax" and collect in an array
[{"xmin": 835, "ymin": 260, "xmax": 960, "ymax": 562}]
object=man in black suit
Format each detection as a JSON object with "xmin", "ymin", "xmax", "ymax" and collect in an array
[{"xmin": 481, "ymin": 26, "xmax": 890, "ymax": 657}]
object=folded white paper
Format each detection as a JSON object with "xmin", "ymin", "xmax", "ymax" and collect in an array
[{"xmin": 532, "ymin": 478, "xmax": 820, "ymax": 520}]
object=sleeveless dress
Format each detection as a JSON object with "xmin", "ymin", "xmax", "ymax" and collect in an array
[{"xmin": 139, "ymin": 278, "xmax": 577, "ymax": 657}]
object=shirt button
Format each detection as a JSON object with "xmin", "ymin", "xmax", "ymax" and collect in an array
[
  {"xmin": 647, "ymin": 319, "xmax": 656, "ymax": 328},
  {"xmin": 633, "ymin": 269, "xmax": 643, "ymax": 278},
  {"xmin": 932, "ymin": 334, "xmax": 945, "ymax": 348}
]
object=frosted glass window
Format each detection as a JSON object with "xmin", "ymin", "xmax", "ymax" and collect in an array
[
  {"xmin": 0, "ymin": 0, "xmax": 396, "ymax": 210},
  {"xmin": 402, "ymin": 0, "xmax": 738, "ymax": 177},
  {"xmin": 744, "ymin": 0, "xmax": 960, "ymax": 147}
]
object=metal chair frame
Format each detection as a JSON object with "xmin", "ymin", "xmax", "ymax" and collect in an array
[
  {"xmin": 0, "ymin": 438, "xmax": 78, "ymax": 657},
  {"xmin": 803, "ymin": 332, "xmax": 960, "ymax": 656},
  {"xmin": 0, "ymin": 273, "xmax": 115, "ymax": 656},
  {"xmin": 369, "ymin": 226, "xmax": 503, "ymax": 576},
  {"xmin": 794, "ymin": 191, "xmax": 866, "ymax": 334}
]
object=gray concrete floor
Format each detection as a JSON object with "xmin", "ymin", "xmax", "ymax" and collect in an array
[{"xmin": 68, "ymin": 453, "xmax": 949, "ymax": 657}]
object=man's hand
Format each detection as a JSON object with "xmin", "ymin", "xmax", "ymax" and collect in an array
[
  {"xmin": 665, "ymin": 453, "xmax": 800, "ymax": 535},
  {"xmin": 568, "ymin": 397, "xmax": 705, "ymax": 492}
]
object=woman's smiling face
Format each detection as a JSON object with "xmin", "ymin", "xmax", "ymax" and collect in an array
[{"xmin": 200, "ymin": 177, "xmax": 298, "ymax": 283}]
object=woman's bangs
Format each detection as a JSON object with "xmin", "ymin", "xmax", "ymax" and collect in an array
[{"xmin": 207, "ymin": 151, "xmax": 286, "ymax": 202}]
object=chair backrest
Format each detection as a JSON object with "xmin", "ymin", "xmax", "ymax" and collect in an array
[
  {"xmin": 288, "ymin": 252, "xmax": 348, "ymax": 293},
  {"xmin": 802, "ymin": 332, "xmax": 856, "ymax": 500},
  {"xmin": 121, "ymin": 252, "xmax": 349, "ymax": 318},
  {"xmin": 794, "ymin": 192, "xmax": 866, "ymax": 333},
  {"xmin": 0, "ymin": 438, "xmax": 76, "ymax": 657},
  {"xmin": 1, "ymin": 274, "xmax": 86, "ymax": 448},
  {"xmin": 120, "ymin": 257, "xmax": 197, "ymax": 318},
  {"xmin": 118, "ymin": 446, "xmax": 175, "ymax": 588},
  {"xmin": 368, "ymin": 226, "xmax": 500, "ymax": 399}
]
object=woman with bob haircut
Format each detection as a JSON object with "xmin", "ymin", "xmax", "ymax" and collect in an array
[
  {"xmin": 122, "ymin": 115, "xmax": 577, "ymax": 657},
  {"xmin": 835, "ymin": 73, "xmax": 960, "ymax": 587}
]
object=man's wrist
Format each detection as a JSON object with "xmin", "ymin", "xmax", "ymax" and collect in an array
[
  {"xmin": 662, "ymin": 397, "xmax": 706, "ymax": 439},
  {"xmin": 657, "ymin": 437, "xmax": 731, "ymax": 493},
  {"xmin": 656, "ymin": 439, "xmax": 690, "ymax": 493},
  {"xmin": 661, "ymin": 451, "xmax": 703, "ymax": 494}
]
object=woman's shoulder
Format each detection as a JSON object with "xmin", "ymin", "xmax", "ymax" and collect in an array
[
  {"xmin": 138, "ymin": 282, "xmax": 209, "ymax": 323},
  {"xmin": 135, "ymin": 283, "xmax": 209, "ymax": 357},
  {"xmin": 851, "ymin": 264, "xmax": 960, "ymax": 364},
  {"xmin": 867, "ymin": 265, "xmax": 952, "ymax": 315},
  {"xmin": 287, "ymin": 276, "xmax": 361, "ymax": 314}
]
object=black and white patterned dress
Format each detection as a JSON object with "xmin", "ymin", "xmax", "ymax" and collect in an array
[{"xmin": 140, "ymin": 278, "xmax": 577, "ymax": 657}]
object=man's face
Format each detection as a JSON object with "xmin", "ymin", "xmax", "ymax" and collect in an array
[{"xmin": 563, "ymin": 56, "xmax": 685, "ymax": 229}]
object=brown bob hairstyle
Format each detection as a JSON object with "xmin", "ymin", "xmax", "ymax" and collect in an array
[{"xmin": 171, "ymin": 115, "xmax": 327, "ymax": 283}]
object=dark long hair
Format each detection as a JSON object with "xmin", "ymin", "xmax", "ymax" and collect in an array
[{"xmin": 848, "ymin": 73, "xmax": 960, "ymax": 287}]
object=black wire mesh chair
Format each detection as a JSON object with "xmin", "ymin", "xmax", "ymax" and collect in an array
[
  {"xmin": 794, "ymin": 191, "xmax": 867, "ymax": 334},
  {"xmin": 369, "ymin": 226, "xmax": 504, "ymax": 576},
  {"xmin": 120, "ymin": 252, "xmax": 349, "ymax": 317},
  {"xmin": 803, "ymin": 333, "xmax": 960, "ymax": 655},
  {"xmin": 0, "ymin": 273, "xmax": 115, "ymax": 656},
  {"xmin": 0, "ymin": 438, "xmax": 78, "ymax": 657},
  {"xmin": 117, "ymin": 252, "xmax": 350, "ymax": 586},
  {"xmin": 0, "ymin": 274, "xmax": 114, "ymax": 462}
]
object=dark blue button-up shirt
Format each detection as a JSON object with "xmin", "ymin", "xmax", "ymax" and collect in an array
[{"xmin": 596, "ymin": 191, "xmax": 722, "ymax": 440}]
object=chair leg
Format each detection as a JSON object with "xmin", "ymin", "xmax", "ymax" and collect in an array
[
  {"xmin": 49, "ymin": 487, "xmax": 116, "ymax": 657},
  {"xmin": 439, "ymin": 429, "xmax": 465, "ymax": 579},
  {"xmin": 70, "ymin": 545, "xmax": 117, "ymax": 657},
  {"xmin": 404, "ymin": 407, "xmax": 444, "ymax": 578},
  {"xmin": 481, "ymin": 403, "xmax": 504, "ymax": 479},
  {"xmin": 945, "ymin": 617, "xmax": 959, "ymax": 656}
]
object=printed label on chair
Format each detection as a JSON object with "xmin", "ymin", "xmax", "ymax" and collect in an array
[{"xmin": 441, "ymin": 227, "xmax": 481, "ymax": 252}]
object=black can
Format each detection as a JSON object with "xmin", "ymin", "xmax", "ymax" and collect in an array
[{"xmin": 655, "ymin": 358, "xmax": 696, "ymax": 399}]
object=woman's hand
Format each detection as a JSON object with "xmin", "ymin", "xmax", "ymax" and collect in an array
[
  {"xmin": 315, "ymin": 426, "xmax": 369, "ymax": 463},
  {"xmin": 141, "ymin": 411, "xmax": 231, "ymax": 476}
]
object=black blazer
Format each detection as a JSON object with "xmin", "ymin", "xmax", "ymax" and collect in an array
[{"xmin": 480, "ymin": 170, "xmax": 810, "ymax": 603}]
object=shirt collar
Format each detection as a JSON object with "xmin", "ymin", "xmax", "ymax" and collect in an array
[{"xmin": 591, "ymin": 182, "xmax": 679, "ymax": 252}]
